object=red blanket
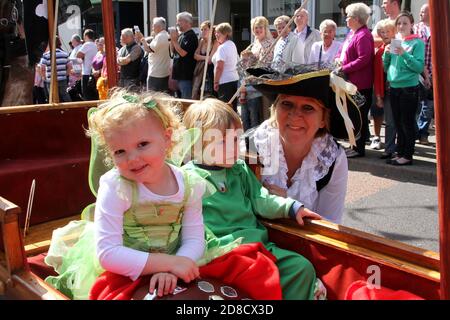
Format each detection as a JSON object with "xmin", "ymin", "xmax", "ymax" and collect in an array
[{"xmin": 90, "ymin": 242, "xmax": 282, "ymax": 300}]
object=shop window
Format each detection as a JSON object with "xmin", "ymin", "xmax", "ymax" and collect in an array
[
  {"xmin": 263, "ymin": 0, "xmax": 300, "ymax": 24},
  {"xmin": 179, "ymin": 0, "xmax": 199, "ymax": 27}
]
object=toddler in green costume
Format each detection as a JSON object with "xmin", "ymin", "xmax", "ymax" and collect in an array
[{"xmin": 182, "ymin": 98, "xmax": 324, "ymax": 299}]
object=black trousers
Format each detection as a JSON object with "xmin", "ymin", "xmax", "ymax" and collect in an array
[
  {"xmin": 390, "ymin": 86, "xmax": 419, "ymax": 160},
  {"xmin": 353, "ymin": 88, "xmax": 373, "ymax": 156},
  {"xmin": 218, "ymin": 80, "xmax": 239, "ymax": 112}
]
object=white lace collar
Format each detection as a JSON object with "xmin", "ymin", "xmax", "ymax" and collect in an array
[{"xmin": 254, "ymin": 121, "xmax": 340, "ymax": 209}]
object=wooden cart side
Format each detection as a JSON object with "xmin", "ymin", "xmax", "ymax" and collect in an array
[{"xmin": 0, "ymin": 196, "xmax": 68, "ymax": 299}]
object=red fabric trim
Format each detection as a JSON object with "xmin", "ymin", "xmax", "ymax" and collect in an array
[
  {"xmin": 345, "ymin": 280, "xmax": 424, "ymax": 300},
  {"xmin": 90, "ymin": 243, "xmax": 282, "ymax": 300},
  {"xmin": 404, "ymin": 34, "xmax": 421, "ymax": 41},
  {"xmin": 373, "ymin": 44, "xmax": 386, "ymax": 98},
  {"xmin": 267, "ymin": 229, "xmax": 440, "ymax": 300}
]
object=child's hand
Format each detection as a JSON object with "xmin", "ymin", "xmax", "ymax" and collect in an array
[
  {"xmin": 170, "ymin": 256, "xmax": 199, "ymax": 283},
  {"xmin": 149, "ymin": 272, "xmax": 178, "ymax": 297},
  {"xmin": 295, "ymin": 207, "xmax": 322, "ymax": 226}
]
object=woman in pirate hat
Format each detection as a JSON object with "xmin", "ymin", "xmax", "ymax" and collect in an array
[{"xmin": 247, "ymin": 64, "xmax": 362, "ymax": 224}]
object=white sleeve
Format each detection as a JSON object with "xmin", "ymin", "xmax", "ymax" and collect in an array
[
  {"xmin": 215, "ymin": 44, "xmax": 226, "ymax": 62},
  {"xmin": 94, "ymin": 174, "xmax": 149, "ymax": 281},
  {"xmin": 175, "ymin": 180, "xmax": 206, "ymax": 262},
  {"xmin": 316, "ymin": 148, "xmax": 348, "ymax": 224},
  {"xmin": 79, "ymin": 43, "xmax": 88, "ymax": 55}
]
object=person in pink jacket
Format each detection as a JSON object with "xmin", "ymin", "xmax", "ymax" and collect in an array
[{"xmin": 336, "ymin": 3, "xmax": 374, "ymax": 158}]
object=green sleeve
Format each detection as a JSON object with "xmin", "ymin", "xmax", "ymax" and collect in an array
[
  {"xmin": 382, "ymin": 50, "xmax": 391, "ymax": 72},
  {"xmin": 239, "ymin": 160, "xmax": 295, "ymax": 219},
  {"xmin": 401, "ymin": 40, "xmax": 425, "ymax": 74}
]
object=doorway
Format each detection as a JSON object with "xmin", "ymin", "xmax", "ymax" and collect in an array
[{"xmin": 230, "ymin": 0, "xmax": 251, "ymax": 53}]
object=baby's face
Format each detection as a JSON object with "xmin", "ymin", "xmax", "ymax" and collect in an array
[{"xmin": 202, "ymin": 125, "xmax": 242, "ymax": 168}]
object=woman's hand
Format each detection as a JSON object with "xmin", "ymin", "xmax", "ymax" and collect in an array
[
  {"xmin": 214, "ymin": 81, "xmax": 219, "ymax": 92},
  {"xmin": 149, "ymin": 273, "xmax": 178, "ymax": 297},
  {"xmin": 384, "ymin": 44, "xmax": 391, "ymax": 54},
  {"xmin": 376, "ymin": 96, "xmax": 384, "ymax": 108},
  {"xmin": 394, "ymin": 45, "xmax": 405, "ymax": 56},
  {"xmin": 169, "ymin": 256, "xmax": 199, "ymax": 283},
  {"xmin": 135, "ymin": 31, "xmax": 144, "ymax": 43},
  {"xmin": 263, "ymin": 182, "xmax": 288, "ymax": 198},
  {"xmin": 295, "ymin": 207, "xmax": 322, "ymax": 226}
]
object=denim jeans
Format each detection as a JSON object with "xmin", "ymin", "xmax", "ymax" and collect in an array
[
  {"xmin": 44, "ymin": 80, "xmax": 72, "ymax": 102},
  {"xmin": 383, "ymin": 91, "xmax": 397, "ymax": 154},
  {"xmin": 390, "ymin": 86, "xmax": 419, "ymax": 160},
  {"xmin": 417, "ymin": 85, "xmax": 434, "ymax": 139},
  {"xmin": 177, "ymin": 80, "xmax": 193, "ymax": 99},
  {"xmin": 241, "ymin": 97, "xmax": 262, "ymax": 132}
]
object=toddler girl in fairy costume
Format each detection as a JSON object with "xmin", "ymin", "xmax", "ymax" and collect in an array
[{"xmin": 45, "ymin": 89, "xmax": 206, "ymax": 299}]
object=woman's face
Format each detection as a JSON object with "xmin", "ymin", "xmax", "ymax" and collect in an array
[
  {"xmin": 215, "ymin": 31, "xmax": 227, "ymax": 44},
  {"xmin": 275, "ymin": 21, "xmax": 289, "ymax": 38},
  {"xmin": 253, "ymin": 25, "xmax": 266, "ymax": 40},
  {"xmin": 379, "ymin": 27, "xmax": 395, "ymax": 44},
  {"xmin": 397, "ymin": 16, "xmax": 413, "ymax": 37},
  {"xmin": 346, "ymin": 15, "xmax": 359, "ymax": 31},
  {"xmin": 275, "ymin": 95, "xmax": 326, "ymax": 146},
  {"xmin": 200, "ymin": 25, "xmax": 210, "ymax": 40},
  {"xmin": 321, "ymin": 26, "xmax": 336, "ymax": 45}
]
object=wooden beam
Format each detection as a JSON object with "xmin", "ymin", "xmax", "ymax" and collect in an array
[
  {"xmin": 101, "ymin": 0, "xmax": 118, "ymax": 88},
  {"xmin": 429, "ymin": 0, "xmax": 450, "ymax": 300},
  {"xmin": 0, "ymin": 197, "xmax": 28, "ymax": 276}
]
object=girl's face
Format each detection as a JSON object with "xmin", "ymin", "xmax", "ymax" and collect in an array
[
  {"xmin": 203, "ymin": 124, "xmax": 241, "ymax": 168},
  {"xmin": 105, "ymin": 114, "xmax": 172, "ymax": 184},
  {"xmin": 379, "ymin": 27, "xmax": 395, "ymax": 44},
  {"xmin": 275, "ymin": 95, "xmax": 326, "ymax": 146},
  {"xmin": 397, "ymin": 16, "xmax": 413, "ymax": 37}
]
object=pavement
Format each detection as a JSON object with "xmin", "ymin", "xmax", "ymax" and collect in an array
[
  {"xmin": 341, "ymin": 124, "xmax": 439, "ymax": 252},
  {"xmin": 343, "ymin": 125, "xmax": 437, "ymax": 185}
]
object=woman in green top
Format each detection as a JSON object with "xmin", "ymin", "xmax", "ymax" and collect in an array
[
  {"xmin": 183, "ymin": 98, "xmax": 324, "ymax": 300},
  {"xmin": 383, "ymin": 11, "xmax": 425, "ymax": 166}
]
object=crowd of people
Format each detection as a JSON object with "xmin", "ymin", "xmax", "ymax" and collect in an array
[{"xmin": 34, "ymin": 0, "xmax": 433, "ymax": 166}]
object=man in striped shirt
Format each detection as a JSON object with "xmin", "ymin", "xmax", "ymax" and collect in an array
[{"xmin": 39, "ymin": 36, "xmax": 72, "ymax": 102}]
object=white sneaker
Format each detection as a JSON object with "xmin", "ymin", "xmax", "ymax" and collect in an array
[{"xmin": 370, "ymin": 136, "xmax": 381, "ymax": 150}]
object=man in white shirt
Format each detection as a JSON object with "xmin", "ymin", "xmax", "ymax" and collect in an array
[
  {"xmin": 293, "ymin": 8, "xmax": 321, "ymax": 64},
  {"xmin": 373, "ymin": 0, "xmax": 403, "ymax": 45},
  {"xmin": 137, "ymin": 17, "xmax": 171, "ymax": 92},
  {"xmin": 76, "ymin": 29, "xmax": 98, "ymax": 100},
  {"xmin": 68, "ymin": 34, "xmax": 83, "ymax": 88}
]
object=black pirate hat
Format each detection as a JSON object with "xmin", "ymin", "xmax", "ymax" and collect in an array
[{"xmin": 245, "ymin": 65, "xmax": 363, "ymax": 144}]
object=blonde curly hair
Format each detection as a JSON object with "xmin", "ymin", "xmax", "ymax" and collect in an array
[{"xmin": 87, "ymin": 89, "xmax": 182, "ymax": 162}]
